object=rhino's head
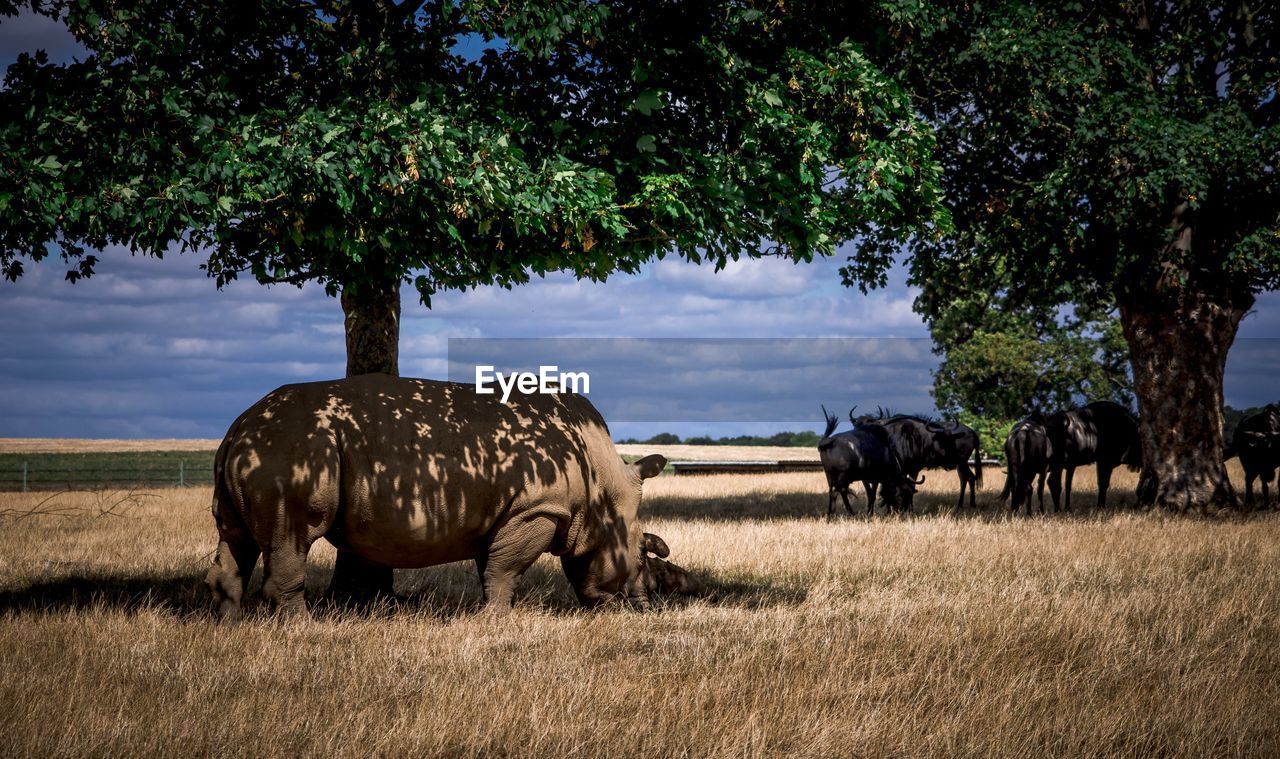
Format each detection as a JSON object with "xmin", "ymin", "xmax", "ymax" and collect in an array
[{"xmin": 561, "ymin": 453, "xmax": 665, "ymax": 609}]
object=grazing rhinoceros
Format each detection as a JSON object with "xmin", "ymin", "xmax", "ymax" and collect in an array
[{"xmin": 205, "ymin": 374, "xmax": 671, "ymax": 618}]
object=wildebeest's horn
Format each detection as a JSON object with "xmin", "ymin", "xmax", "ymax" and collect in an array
[
  {"xmin": 914, "ymin": 474, "xmax": 926, "ymax": 485},
  {"xmin": 642, "ymin": 533, "xmax": 670, "ymax": 558}
]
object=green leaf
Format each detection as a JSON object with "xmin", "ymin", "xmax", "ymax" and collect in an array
[
  {"xmin": 636, "ymin": 135, "xmax": 657, "ymax": 153},
  {"xmin": 634, "ymin": 89, "xmax": 664, "ymax": 116}
]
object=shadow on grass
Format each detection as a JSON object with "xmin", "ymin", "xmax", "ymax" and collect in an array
[
  {"xmin": 0, "ymin": 569, "xmax": 210, "ymax": 616},
  {"xmin": 641, "ymin": 488, "xmax": 1163, "ymax": 522},
  {"xmin": 0, "ymin": 561, "xmax": 804, "ymax": 620}
]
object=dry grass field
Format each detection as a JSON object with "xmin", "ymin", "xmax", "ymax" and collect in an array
[
  {"xmin": 1, "ymin": 463, "xmax": 1277, "ymax": 756},
  {"xmin": 0, "ymin": 438, "xmax": 223, "ymax": 454}
]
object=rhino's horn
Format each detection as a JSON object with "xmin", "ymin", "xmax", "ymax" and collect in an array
[{"xmin": 642, "ymin": 532, "xmax": 670, "ymax": 558}]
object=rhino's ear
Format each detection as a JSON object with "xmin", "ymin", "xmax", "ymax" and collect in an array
[{"xmin": 633, "ymin": 454, "xmax": 667, "ymax": 480}]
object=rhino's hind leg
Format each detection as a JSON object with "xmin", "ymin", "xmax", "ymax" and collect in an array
[
  {"xmin": 479, "ymin": 514, "xmax": 559, "ymax": 612},
  {"xmin": 206, "ymin": 536, "xmax": 259, "ymax": 622}
]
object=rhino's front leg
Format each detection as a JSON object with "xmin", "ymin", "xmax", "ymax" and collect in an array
[
  {"xmin": 206, "ymin": 537, "xmax": 260, "ymax": 622},
  {"xmin": 479, "ymin": 514, "xmax": 559, "ymax": 612},
  {"xmin": 261, "ymin": 545, "xmax": 311, "ymax": 616}
]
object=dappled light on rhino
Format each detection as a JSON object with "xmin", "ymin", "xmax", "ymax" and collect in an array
[{"xmin": 204, "ymin": 375, "xmax": 681, "ymax": 618}]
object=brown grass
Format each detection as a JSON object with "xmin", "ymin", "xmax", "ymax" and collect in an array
[
  {"xmin": 0, "ymin": 466, "xmax": 1276, "ymax": 757},
  {"xmin": 0, "ymin": 438, "xmax": 223, "ymax": 454}
]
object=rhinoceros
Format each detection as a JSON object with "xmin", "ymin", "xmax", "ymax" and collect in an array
[{"xmin": 205, "ymin": 374, "xmax": 672, "ymax": 618}]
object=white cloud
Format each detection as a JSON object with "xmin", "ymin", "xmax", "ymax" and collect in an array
[
  {"xmin": 653, "ymin": 256, "xmax": 815, "ymax": 299},
  {"xmin": 1, "ymin": 242, "xmax": 1277, "ymax": 437}
]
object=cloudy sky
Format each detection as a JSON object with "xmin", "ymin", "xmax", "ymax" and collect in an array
[{"xmin": 2, "ymin": 11, "xmax": 1277, "ymax": 441}]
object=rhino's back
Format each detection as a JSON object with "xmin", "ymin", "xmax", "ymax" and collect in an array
[{"xmin": 222, "ymin": 375, "xmax": 616, "ymax": 567}]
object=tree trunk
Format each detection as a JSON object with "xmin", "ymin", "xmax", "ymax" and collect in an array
[
  {"xmin": 341, "ymin": 278, "xmax": 401, "ymax": 376},
  {"xmin": 1118, "ymin": 288, "xmax": 1252, "ymax": 513},
  {"xmin": 331, "ymin": 276, "xmax": 402, "ymax": 600}
]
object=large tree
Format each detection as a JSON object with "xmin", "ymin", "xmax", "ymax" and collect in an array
[
  {"xmin": 1, "ymin": 0, "xmax": 946, "ymax": 593},
  {"xmin": 857, "ymin": 1, "xmax": 1280, "ymax": 511},
  {"xmin": 1, "ymin": 0, "xmax": 945, "ymax": 376}
]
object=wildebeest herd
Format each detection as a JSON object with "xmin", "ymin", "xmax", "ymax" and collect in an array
[
  {"xmin": 817, "ymin": 405, "xmax": 981, "ymax": 517},
  {"xmin": 819, "ymin": 400, "xmax": 1280, "ymax": 517}
]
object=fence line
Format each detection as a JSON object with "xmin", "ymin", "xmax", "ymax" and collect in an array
[{"xmin": 0, "ymin": 460, "xmax": 214, "ymax": 491}]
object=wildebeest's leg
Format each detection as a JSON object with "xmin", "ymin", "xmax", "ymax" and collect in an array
[
  {"xmin": 1096, "ymin": 465, "xmax": 1113, "ymax": 509},
  {"xmin": 1063, "ymin": 466, "xmax": 1076, "ymax": 512},
  {"xmin": 1047, "ymin": 466, "xmax": 1063, "ymax": 512},
  {"xmin": 1015, "ymin": 471, "xmax": 1029, "ymax": 515},
  {"xmin": 954, "ymin": 462, "xmax": 975, "ymax": 510},
  {"xmin": 839, "ymin": 488, "xmax": 857, "ymax": 517},
  {"xmin": 1244, "ymin": 467, "xmax": 1256, "ymax": 508},
  {"xmin": 480, "ymin": 514, "xmax": 559, "ymax": 611},
  {"xmin": 866, "ymin": 481, "xmax": 879, "ymax": 513},
  {"xmin": 1036, "ymin": 471, "xmax": 1047, "ymax": 514},
  {"xmin": 1261, "ymin": 468, "xmax": 1274, "ymax": 509},
  {"xmin": 827, "ymin": 488, "xmax": 838, "ymax": 520}
]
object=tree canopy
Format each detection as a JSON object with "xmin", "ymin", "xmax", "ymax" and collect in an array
[
  {"xmin": 854, "ymin": 0, "xmax": 1279, "ymax": 314},
  {"xmin": 1, "ymin": 0, "xmax": 947, "ymax": 303}
]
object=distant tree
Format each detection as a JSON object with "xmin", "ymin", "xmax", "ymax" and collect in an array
[
  {"xmin": 0, "ymin": 0, "xmax": 945, "ymax": 377},
  {"xmin": 618, "ymin": 431, "xmax": 821, "ymax": 447},
  {"xmin": 932, "ymin": 311, "xmax": 1132, "ymax": 421},
  {"xmin": 857, "ymin": 1, "xmax": 1280, "ymax": 510}
]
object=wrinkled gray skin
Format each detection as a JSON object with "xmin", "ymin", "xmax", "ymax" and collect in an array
[{"xmin": 205, "ymin": 374, "xmax": 668, "ymax": 618}]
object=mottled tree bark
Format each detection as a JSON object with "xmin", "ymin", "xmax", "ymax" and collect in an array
[
  {"xmin": 341, "ymin": 278, "xmax": 401, "ymax": 377},
  {"xmin": 1118, "ymin": 288, "xmax": 1251, "ymax": 512}
]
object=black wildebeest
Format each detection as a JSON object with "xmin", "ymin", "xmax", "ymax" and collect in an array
[
  {"xmin": 818, "ymin": 406, "xmax": 920, "ymax": 517},
  {"xmin": 1224, "ymin": 404, "xmax": 1280, "ymax": 508},
  {"xmin": 999, "ymin": 414, "xmax": 1054, "ymax": 514},
  {"xmin": 1045, "ymin": 401, "xmax": 1141, "ymax": 511},
  {"xmin": 853, "ymin": 409, "xmax": 983, "ymax": 511}
]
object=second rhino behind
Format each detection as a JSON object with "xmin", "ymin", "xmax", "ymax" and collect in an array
[{"xmin": 206, "ymin": 374, "xmax": 676, "ymax": 618}]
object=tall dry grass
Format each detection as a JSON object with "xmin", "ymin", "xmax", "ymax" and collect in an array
[{"xmin": 0, "ymin": 466, "xmax": 1276, "ymax": 757}]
